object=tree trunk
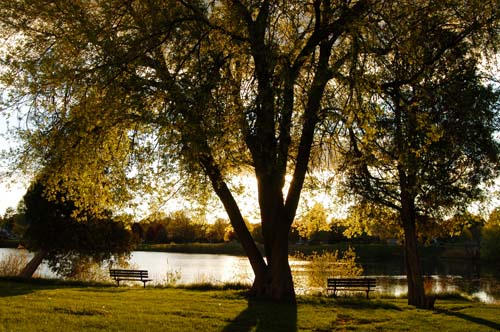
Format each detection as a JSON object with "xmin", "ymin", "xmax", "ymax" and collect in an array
[
  {"xmin": 402, "ymin": 221, "xmax": 426, "ymax": 308},
  {"xmin": 395, "ymin": 101, "xmax": 432, "ymax": 309},
  {"xmin": 249, "ymin": 224, "xmax": 295, "ymax": 303},
  {"xmin": 19, "ymin": 250, "xmax": 46, "ymax": 279},
  {"xmin": 400, "ymin": 194, "xmax": 428, "ymax": 308}
]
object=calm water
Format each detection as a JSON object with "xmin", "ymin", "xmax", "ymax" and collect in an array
[{"xmin": 1, "ymin": 248, "xmax": 499, "ymax": 303}]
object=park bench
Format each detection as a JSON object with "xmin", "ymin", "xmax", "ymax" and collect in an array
[
  {"xmin": 327, "ymin": 278, "xmax": 376, "ymax": 299},
  {"xmin": 109, "ymin": 269, "xmax": 152, "ymax": 288}
]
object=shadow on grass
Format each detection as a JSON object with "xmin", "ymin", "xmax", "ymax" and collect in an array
[
  {"xmin": 436, "ymin": 309, "xmax": 500, "ymax": 331},
  {"xmin": 0, "ymin": 276, "xmax": 117, "ymax": 297},
  {"xmin": 0, "ymin": 277, "xmax": 57, "ymax": 297},
  {"xmin": 222, "ymin": 298, "xmax": 297, "ymax": 332},
  {"xmin": 331, "ymin": 297, "xmax": 402, "ymax": 311}
]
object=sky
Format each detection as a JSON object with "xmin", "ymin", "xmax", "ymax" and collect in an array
[
  {"xmin": 0, "ymin": 181, "xmax": 25, "ymax": 214},
  {"xmin": 0, "ymin": 112, "xmax": 27, "ymax": 215}
]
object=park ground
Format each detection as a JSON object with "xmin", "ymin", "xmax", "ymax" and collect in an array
[{"xmin": 1, "ymin": 278, "xmax": 500, "ymax": 332}]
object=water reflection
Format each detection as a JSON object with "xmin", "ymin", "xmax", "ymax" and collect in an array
[
  {"xmin": 353, "ymin": 275, "xmax": 500, "ymax": 304},
  {"xmin": 129, "ymin": 251, "xmax": 254, "ymax": 285},
  {"xmin": 1, "ymin": 248, "xmax": 499, "ymax": 303}
]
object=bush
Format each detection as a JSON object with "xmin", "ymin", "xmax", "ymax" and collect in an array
[
  {"xmin": 294, "ymin": 247, "xmax": 363, "ymax": 289},
  {"xmin": 481, "ymin": 224, "xmax": 500, "ymax": 261}
]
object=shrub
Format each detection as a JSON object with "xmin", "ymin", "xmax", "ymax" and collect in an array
[
  {"xmin": 294, "ymin": 247, "xmax": 363, "ymax": 289},
  {"xmin": 481, "ymin": 224, "xmax": 500, "ymax": 261}
]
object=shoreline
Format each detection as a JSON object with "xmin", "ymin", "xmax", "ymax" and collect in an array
[{"xmin": 2, "ymin": 240, "xmax": 498, "ymax": 263}]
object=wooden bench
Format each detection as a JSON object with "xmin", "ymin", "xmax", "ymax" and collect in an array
[
  {"xmin": 109, "ymin": 269, "xmax": 152, "ymax": 288},
  {"xmin": 327, "ymin": 278, "xmax": 376, "ymax": 299}
]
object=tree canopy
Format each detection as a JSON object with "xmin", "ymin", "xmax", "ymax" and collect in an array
[
  {"xmin": 335, "ymin": 4, "xmax": 500, "ymax": 307},
  {"xmin": 1, "ymin": 0, "xmax": 499, "ymax": 304}
]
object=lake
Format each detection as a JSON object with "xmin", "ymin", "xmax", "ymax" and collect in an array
[{"xmin": 1, "ymin": 248, "xmax": 499, "ymax": 303}]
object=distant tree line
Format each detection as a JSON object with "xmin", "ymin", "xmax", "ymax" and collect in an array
[
  {"xmin": 133, "ymin": 212, "xmax": 264, "ymax": 245},
  {"xmin": 3, "ymin": 199, "xmax": 500, "ymax": 254}
]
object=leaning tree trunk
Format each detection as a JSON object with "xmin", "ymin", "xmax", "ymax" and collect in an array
[{"xmin": 19, "ymin": 250, "xmax": 47, "ymax": 279}]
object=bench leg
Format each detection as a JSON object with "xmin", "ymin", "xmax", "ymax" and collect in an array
[{"xmin": 143, "ymin": 281, "xmax": 146, "ymax": 289}]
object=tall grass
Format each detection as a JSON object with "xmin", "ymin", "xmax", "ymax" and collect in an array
[
  {"xmin": 0, "ymin": 251, "xmax": 30, "ymax": 276},
  {"xmin": 160, "ymin": 260, "xmax": 182, "ymax": 285}
]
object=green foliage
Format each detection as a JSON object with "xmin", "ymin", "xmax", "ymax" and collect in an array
[
  {"xmin": 140, "ymin": 213, "xmax": 234, "ymax": 244},
  {"xmin": 481, "ymin": 208, "xmax": 500, "ymax": 261},
  {"xmin": 488, "ymin": 207, "xmax": 500, "ymax": 226},
  {"xmin": 23, "ymin": 180, "xmax": 135, "ymax": 277},
  {"xmin": 165, "ymin": 211, "xmax": 200, "ymax": 243},
  {"xmin": 206, "ymin": 218, "xmax": 230, "ymax": 243},
  {"xmin": 481, "ymin": 223, "xmax": 500, "ymax": 261},
  {"xmin": 293, "ymin": 203, "xmax": 331, "ymax": 243},
  {"xmin": 144, "ymin": 222, "xmax": 169, "ymax": 244},
  {"xmin": 337, "ymin": 2, "xmax": 500, "ymax": 234},
  {"xmin": 333, "ymin": 203, "xmax": 402, "ymax": 240},
  {"xmin": 0, "ymin": 207, "xmax": 27, "ymax": 239},
  {"xmin": 294, "ymin": 247, "xmax": 363, "ymax": 289},
  {"xmin": 138, "ymin": 242, "xmax": 251, "ymax": 256}
]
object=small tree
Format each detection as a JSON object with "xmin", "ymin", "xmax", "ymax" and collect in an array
[
  {"xmin": 165, "ymin": 211, "xmax": 197, "ymax": 243},
  {"xmin": 144, "ymin": 222, "xmax": 168, "ymax": 244},
  {"xmin": 481, "ymin": 208, "xmax": 500, "ymax": 261},
  {"xmin": 20, "ymin": 180, "xmax": 135, "ymax": 278},
  {"xmin": 293, "ymin": 203, "xmax": 330, "ymax": 244},
  {"xmin": 295, "ymin": 248, "xmax": 363, "ymax": 289},
  {"xmin": 206, "ymin": 218, "xmax": 230, "ymax": 243}
]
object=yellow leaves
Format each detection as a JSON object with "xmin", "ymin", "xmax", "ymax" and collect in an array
[
  {"xmin": 333, "ymin": 203, "xmax": 402, "ymax": 240},
  {"xmin": 294, "ymin": 247, "xmax": 363, "ymax": 288},
  {"xmin": 293, "ymin": 203, "xmax": 330, "ymax": 239}
]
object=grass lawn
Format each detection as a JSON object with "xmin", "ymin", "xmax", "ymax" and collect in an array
[{"xmin": 1, "ymin": 279, "xmax": 500, "ymax": 332}]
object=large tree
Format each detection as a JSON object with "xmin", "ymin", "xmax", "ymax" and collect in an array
[
  {"xmin": 336, "ymin": 3, "xmax": 500, "ymax": 307},
  {"xmin": 0, "ymin": 1, "xmax": 498, "ymax": 302}
]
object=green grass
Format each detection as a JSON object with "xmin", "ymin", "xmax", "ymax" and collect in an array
[{"xmin": 1, "ymin": 279, "xmax": 500, "ymax": 331}]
